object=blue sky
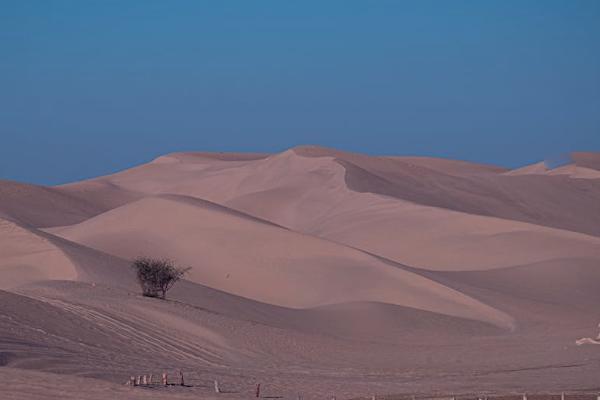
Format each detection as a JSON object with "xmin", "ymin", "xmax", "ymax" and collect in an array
[{"xmin": 1, "ymin": 1, "xmax": 599, "ymax": 184}]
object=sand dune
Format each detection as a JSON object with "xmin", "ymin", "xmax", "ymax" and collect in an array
[
  {"xmin": 56, "ymin": 180, "xmax": 143, "ymax": 215},
  {"xmin": 0, "ymin": 218, "xmax": 77, "ymax": 288},
  {"xmin": 434, "ymin": 258, "xmax": 600, "ymax": 309},
  {"xmin": 0, "ymin": 180, "xmax": 102, "ymax": 227},
  {"xmin": 154, "ymin": 152, "xmax": 270, "ymax": 163},
  {"xmin": 572, "ymin": 152, "xmax": 600, "ymax": 171},
  {"xmin": 418, "ymin": 257, "xmax": 600, "ymax": 338},
  {"xmin": 46, "ymin": 194, "xmax": 514, "ymax": 328},
  {"xmin": 504, "ymin": 152, "xmax": 600, "ymax": 179},
  {"xmin": 184, "ymin": 149, "xmax": 600, "ymax": 270},
  {"xmin": 0, "ymin": 282, "xmax": 516, "ymax": 399},
  {"xmin": 504, "ymin": 161, "xmax": 549, "ymax": 176},
  {"xmin": 0, "ymin": 179, "xmax": 141, "ymax": 228},
  {"xmin": 384, "ymin": 155, "xmax": 507, "ymax": 176},
  {"xmin": 66, "ymin": 147, "xmax": 600, "ymax": 238},
  {"xmin": 505, "ymin": 161, "xmax": 600, "ymax": 179},
  {"xmin": 329, "ymin": 151, "xmax": 600, "ymax": 237},
  {"xmin": 2, "ymin": 146, "xmax": 600, "ymax": 397},
  {"xmin": 2, "ymin": 276, "xmax": 597, "ymax": 399},
  {"xmin": 0, "ymin": 216, "xmax": 132, "ymax": 290},
  {"xmin": 305, "ymin": 193, "xmax": 600, "ymax": 270},
  {"xmin": 547, "ymin": 164, "xmax": 600, "ymax": 179}
]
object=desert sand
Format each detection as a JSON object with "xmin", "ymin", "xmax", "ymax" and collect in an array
[{"xmin": 1, "ymin": 146, "xmax": 600, "ymax": 399}]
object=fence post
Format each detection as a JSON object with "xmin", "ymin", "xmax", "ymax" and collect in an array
[
  {"xmin": 179, "ymin": 370, "xmax": 184, "ymax": 386},
  {"xmin": 149, "ymin": 374, "xmax": 153, "ymax": 385},
  {"xmin": 256, "ymin": 383, "xmax": 261, "ymax": 398},
  {"xmin": 162, "ymin": 372, "xmax": 168, "ymax": 386},
  {"xmin": 214, "ymin": 380, "xmax": 221, "ymax": 393}
]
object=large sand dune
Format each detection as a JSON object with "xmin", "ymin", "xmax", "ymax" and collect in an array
[
  {"xmin": 60, "ymin": 147, "xmax": 599, "ymax": 270},
  {"xmin": 1, "ymin": 146, "xmax": 600, "ymax": 398},
  {"xmin": 46, "ymin": 194, "xmax": 513, "ymax": 328},
  {"xmin": 63, "ymin": 146, "xmax": 600, "ymax": 236}
]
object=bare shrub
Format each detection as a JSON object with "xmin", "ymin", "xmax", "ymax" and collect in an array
[{"xmin": 131, "ymin": 257, "xmax": 190, "ymax": 299}]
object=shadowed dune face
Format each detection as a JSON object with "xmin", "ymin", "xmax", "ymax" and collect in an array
[
  {"xmin": 437, "ymin": 258, "xmax": 600, "ymax": 309},
  {"xmin": 334, "ymin": 155, "xmax": 600, "ymax": 237},
  {"xmin": 1, "ymin": 146, "xmax": 600, "ymax": 396},
  {"xmin": 0, "ymin": 218, "xmax": 77, "ymax": 288},
  {"xmin": 0, "ymin": 180, "xmax": 103, "ymax": 227},
  {"xmin": 0, "ymin": 179, "xmax": 142, "ymax": 228},
  {"xmin": 0, "ymin": 216, "xmax": 133, "ymax": 290},
  {"xmin": 572, "ymin": 152, "xmax": 600, "ymax": 171}
]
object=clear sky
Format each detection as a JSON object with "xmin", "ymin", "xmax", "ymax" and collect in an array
[{"xmin": 1, "ymin": 1, "xmax": 599, "ymax": 185}]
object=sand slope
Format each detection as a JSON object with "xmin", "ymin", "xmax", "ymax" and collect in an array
[
  {"xmin": 436, "ymin": 258, "xmax": 600, "ymax": 309},
  {"xmin": 46, "ymin": 194, "xmax": 514, "ymax": 328},
  {"xmin": 506, "ymin": 160, "xmax": 600, "ymax": 179},
  {"xmin": 0, "ymin": 218, "xmax": 77, "ymax": 288},
  {"xmin": 0, "ymin": 216, "xmax": 132, "ymax": 290},
  {"xmin": 571, "ymin": 152, "xmax": 600, "ymax": 171},
  {"xmin": 0, "ymin": 179, "xmax": 140, "ymax": 228},
  {"xmin": 0, "ymin": 180, "xmax": 101, "ymax": 227},
  {"xmin": 305, "ymin": 193, "xmax": 600, "ymax": 270}
]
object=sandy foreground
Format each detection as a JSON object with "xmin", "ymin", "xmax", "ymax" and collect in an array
[{"xmin": 1, "ymin": 146, "xmax": 600, "ymax": 399}]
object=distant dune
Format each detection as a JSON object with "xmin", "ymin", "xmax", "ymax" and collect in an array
[{"xmin": 2, "ymin": 146, "xmax": 600, "ymax": 398}]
